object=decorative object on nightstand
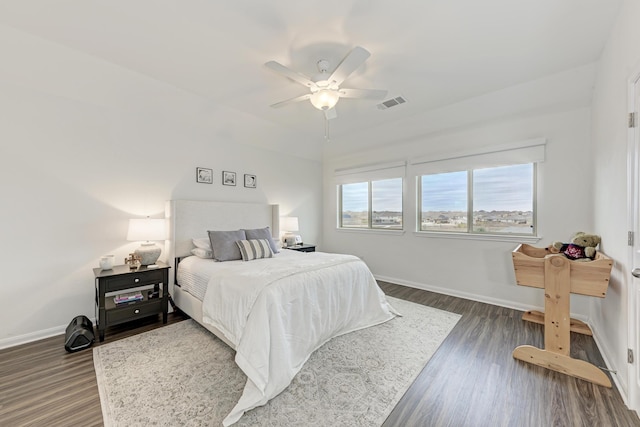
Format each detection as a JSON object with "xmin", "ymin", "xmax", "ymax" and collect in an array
[
  {"xmin": 280, "ymin": 216, "xmax": 300, "ymax": 247},
  {"xmin": 124, "ymin": 253, "xmax": 141, "ymax": 270},
  {"xmin": 285, "ymin": 244, "xmax": 315, "ymax": 253},
  {"xmin": 127, "ymin": 217, "xmax": 166, "ymax": 265},
  {"xmin": 99, "ymin": 254, "xmax": 115, "ymax": 270},
  {"xmin": 93, "ymin": 262, "xmax": 170, "ymax": 342}
]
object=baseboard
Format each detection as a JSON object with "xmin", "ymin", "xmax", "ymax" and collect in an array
[
  {"xmin": 375, "ymin": 274, "xmax": 591, "ymax": 323},
  {"xmin": 375, "ymin": 274, "xmax": 553, "ymax": 316},
  {"xmin": 590, "ymin": 320, "xmax": 628, "ymax": 405},
  {"xmin": 375, "ymin": 275, "xmax": 616, "ymax": 361},
  {"xmin": 0, "ymin": 316, "xmax": 102, "ymax": 350},
  {"xmin": 1, "ymin": 308, "xmax": 176, "ymax": 351},
  {"xmin": 0, "ymin": 324, "xmax": 68, "ymax": 350}
]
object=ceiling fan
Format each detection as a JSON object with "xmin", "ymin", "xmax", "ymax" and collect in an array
[{"xmin": 265, "ymin": 46, "xmax": 388, "ymax": 126}]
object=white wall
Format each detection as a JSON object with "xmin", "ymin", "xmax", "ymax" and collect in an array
[
  {"xmin": 591, "ymin": 0, "xmax": 640, "ymax": 405},
  {"xmin": 0, "ymin": 26, "xmax": 322, "ymax": 347},
  {"xmin": 323, "ymin": 105, "xmax": 594, "ymax": 315}
]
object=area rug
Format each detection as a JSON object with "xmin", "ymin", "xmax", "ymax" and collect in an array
[{"xmin": 93, "ymin": 296, "xmax": 460, "ymax": 426}]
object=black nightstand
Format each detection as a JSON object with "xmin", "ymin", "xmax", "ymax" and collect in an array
[
  {"xmin": 93, "ymin": 262, "xmax": 170, "ymax": 341},
  {"xmin": 285, "ymin": 244, "xmax": 316, "ymax": 253}
]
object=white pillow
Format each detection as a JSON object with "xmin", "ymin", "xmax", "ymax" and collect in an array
[
  {"xmin": 192, "ymin": 237, "xmax": 212, "ymax": 250},
  {"xmin": 191, "ymin": 248, "xmax": 214, "ymax": 259}
]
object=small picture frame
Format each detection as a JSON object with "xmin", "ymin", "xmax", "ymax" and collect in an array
[
  {"xmin": 223, "ymin": 171, "xmax": 236, "ymax": 186},
  {"xmin": 196, "ymin": 167, "xmax": 213, "ymax": 184},
  {"xmin": 244, "ymin": 174, "xmax": 257, "ymax": 188}
]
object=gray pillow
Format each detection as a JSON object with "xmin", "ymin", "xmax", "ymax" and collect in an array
[
  {"xmin": 244, "ymin": 226, "xmax": 279, "ymax": 253},
  {"xmin": 207, "ymin": 229, "xmax": 247, "ymax": 261}
]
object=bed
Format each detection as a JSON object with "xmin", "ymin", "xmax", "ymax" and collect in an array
[{"xmin": 166, "ymin": 200, "xmax": 399, "ymax": 426}]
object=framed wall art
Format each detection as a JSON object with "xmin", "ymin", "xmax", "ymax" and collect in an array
[
  {"xmin": 244, "ymin": 174, "xmax": 257, "ymax": 188},
  {"xmin": 196, "ymin": 167, "xmax": 213, "ymax": 184},
  {"xmin": 223, "ymin": 171, "xmax": 236, "ymax": 186}
]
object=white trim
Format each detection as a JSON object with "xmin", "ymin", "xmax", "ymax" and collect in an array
[
  {"xmin": 410, "ymin": 138, "xmax": 545, "ymax": 176},
  {"xmin": 375, "ymin": 274, "xmax": 587, "ymax": 322},
  {"xmin": 413, "ymin": 231, "xmax": 542, "ymax": 244},
  {"xmin": 336, "ymin": 228, "xmax": 405, "ymax": 236},
  {"xmin": 411, "ymin": 138, "xmax": 547, "ymax": 166},
  {"xmin": 625, "ymin": 64, "xmax": 640, "ymax": 412},
  {"xmin": 334, "ymin": 161, "xmax": 406, "ymax": 184},
  {"xmin": 334, "ymin": 160, "xmax": 407, "ymax": 176},
  {"xmin": 591, "ymin": 320, "xmax": 628, "ymax": 406},
  {"xmin": 0, "ymin": 321, "xmax": 92, "ymax": 350}
]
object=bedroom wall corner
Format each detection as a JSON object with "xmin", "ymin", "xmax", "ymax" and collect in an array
[
  {"xmin": 590, "ymin": 0, "xmax": 640, "ymax": 404},
  {"xmin": 0, "ymin": 26, "xmax": 323, "ymax": 348}
]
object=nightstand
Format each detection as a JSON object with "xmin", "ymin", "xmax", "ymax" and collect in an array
[
  {"xmin": 93, "ymin": 262, "xmax": 170, "ymax": 342},
  {"xmin": 285, "ymin": 244, "xmax": 316, "ymax": 253}
]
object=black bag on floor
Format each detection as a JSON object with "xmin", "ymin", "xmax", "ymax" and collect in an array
[{"xmin": 64, "ymin": 315, "xmax": 95, "ymax": 352}]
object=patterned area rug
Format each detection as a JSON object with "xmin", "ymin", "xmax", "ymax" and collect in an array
[{"xmin": 93, "ymin": 297, "xmax": 460, "ymax": 426}]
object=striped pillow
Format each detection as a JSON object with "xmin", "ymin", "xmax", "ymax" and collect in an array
[{"xmin": 236, "ymin": 239, "xmax": 274, "ymax": 261}]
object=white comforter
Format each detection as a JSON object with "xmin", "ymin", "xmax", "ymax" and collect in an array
[{"xmin": 201, "ymin": 250, "xmax": 398, "ymax": 426}]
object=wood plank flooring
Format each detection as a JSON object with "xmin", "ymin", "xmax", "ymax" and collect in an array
[
  {"xmin": 378, "ymin": 281, "xmax": 640, "ymax": 427},
  {"xmin": 1, "ymin": 282, "xmax": 638, "ymax": 426}
]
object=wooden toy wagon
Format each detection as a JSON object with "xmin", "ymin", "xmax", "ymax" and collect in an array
[{"xmin": 511, "ymin": 243, "xmax": 613, "ymax": 386}]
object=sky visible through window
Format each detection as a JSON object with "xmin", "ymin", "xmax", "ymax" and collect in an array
[
  {"xmin": 473, "ymin": 164, "xmax": 533, "ymax": 212},
  {"xmin": 422, "ymin": 164, "xmax": 532, "ymax": 212},
  {"xmin": 341, "ymin": 164, "xmax": 532, "ymax": 212},
  {"xmin": 342, "ymin": 178, "xmax": 403, "ymax": 212},
  {"xmin": 342, "ymin": 182, "xmax": 368, "ymax": 211}
]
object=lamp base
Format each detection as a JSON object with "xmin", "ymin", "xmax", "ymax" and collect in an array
[{"xmin": 135, "ymin": 242, "xmax": 161, "ymax": 266}]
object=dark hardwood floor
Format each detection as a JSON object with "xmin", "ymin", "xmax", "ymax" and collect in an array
[
  {"xmin": 378, "ymin": 281, "xmax": 640, "ymax": 427},
  {"xmin": 1, "ymin": 282, "xmax": 638, "ymax": 427}
]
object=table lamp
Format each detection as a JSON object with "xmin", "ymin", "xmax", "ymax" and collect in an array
[
  {"xmin": 280, "ymin": 216, "xmax": 299, "ymax": 247},
  {"xmin": 127, "ymin": 217, "xmax": 166, "ymax": 265}
]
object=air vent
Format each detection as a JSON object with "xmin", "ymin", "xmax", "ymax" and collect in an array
[{"xmin": 377, "ymin": 96, "xmax": 407, "ymax": 110}]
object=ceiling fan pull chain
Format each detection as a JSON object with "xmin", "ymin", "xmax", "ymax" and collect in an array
[{"xmin": 325, "ymin": 117, "xmax": 330, "ymax": 141}]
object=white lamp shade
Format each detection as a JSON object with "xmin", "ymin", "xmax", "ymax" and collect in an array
[
  {"xmin": 280, "ymin": 216, "xmax": 299, "ymax": 232},
  {"xmin": 127, "ymin": 218, "xmax": 166, "ymax": 242},
  {"xmin": 310, "ymin": 89, "xmax": 339, "ymax": 110}
]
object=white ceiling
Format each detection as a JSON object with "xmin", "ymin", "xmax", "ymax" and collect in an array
[{"xmin": 0, "ymin": 1, "xmax": 621, "ymax": 161}]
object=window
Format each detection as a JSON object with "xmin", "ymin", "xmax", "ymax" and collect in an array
[
  {"xmin": 419, "ymin": 163, "xmax": 535, "ymax": 235},
  {"xmin": 340, "ymin": 177, "xmax": 403, "ymax": 230},
  {"xmin": 341, "ymin": 182, "xmax": 369, "ymax": 228}
]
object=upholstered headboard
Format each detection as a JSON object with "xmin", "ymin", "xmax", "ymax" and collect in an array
[{"xmin": 165, "ymin": 200, "xmax": 279, "ymax": 285}]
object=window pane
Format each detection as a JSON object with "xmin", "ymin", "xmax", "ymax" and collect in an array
[
  {"xmin": 472, "ymin": 164, "xmax": 534, "ymax": 234},
  {"xmin": 341, "ymin": 182, "xmax": 369, "ymax": 228},
  {"xmin": 372, "ymin": 178, "xmax": 403, "ymax": 229},
  {"xmin": 421, "ymin": 171, "xmax": 468, "ymax": 232}
]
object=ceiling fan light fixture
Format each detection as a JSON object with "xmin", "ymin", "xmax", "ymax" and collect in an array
[{"xmin": 310, "ymin": 89, "xmax": 340, "ymax": 110}]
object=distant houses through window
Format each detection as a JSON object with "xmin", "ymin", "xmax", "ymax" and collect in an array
[
  {"xmin": 419, "ymin": 163, "xmax": 535, "ymax": 235},
  {"xmin": 335, "ymin": 141, "xmax": 542, "ymax": 238}
]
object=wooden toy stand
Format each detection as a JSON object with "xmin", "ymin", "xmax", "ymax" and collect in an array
[{"xmin": 511, "ymin": 244, "xmax": 613, "ymax": 387}]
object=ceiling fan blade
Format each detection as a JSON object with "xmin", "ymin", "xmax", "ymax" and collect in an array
[
  {"xmin": 328, "ymin": 46, "xmax": 371, "ymax": 86},
  {"xmin": 339, "ymin": 88, "xmax": 388, "ymax": 99},
  {"xmin": 324, "ymin": 107, "xmax": 338, "ymax": 120},
  {"xmin": 270, "ymin": 93, "xmax": 311, "ymax": 108},
  {"xmin": 265, "ymin": 61, "xmax": 316, "ymax": 88}
]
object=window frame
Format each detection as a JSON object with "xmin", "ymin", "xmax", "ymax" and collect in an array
[
  {"xmin": 417, "ymin": 163, "xmax": 538, "ymax": 238},
  {"xmin": 338, "ymin": 177, "xmax": 404, "ymax": 231}
]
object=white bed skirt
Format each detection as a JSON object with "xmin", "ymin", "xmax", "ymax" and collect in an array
[{"xmin": 172, "ymin": 284, "xmax": 236, "ymax": 350}]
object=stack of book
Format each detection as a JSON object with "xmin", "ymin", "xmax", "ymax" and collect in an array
[{"xmin": 114, "ymin": 291, "xmax": 143, "ymax": 305}]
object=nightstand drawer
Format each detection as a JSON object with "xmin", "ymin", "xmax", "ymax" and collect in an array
[
  {"xmin": 104, "ymin": 269, "xmax": 165, "ymax": 292},
  {"xmin": 106, "ymin": 300, "xmax": 162, "ymax": 325}
]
